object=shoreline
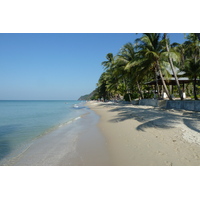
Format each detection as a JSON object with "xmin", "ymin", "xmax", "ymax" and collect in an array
[
  {"xmin": 86, "ymin": 101, "xmax": 200, "ymax": 166},
  {"xmin": 4, "ymin": 100, "xmax": 200, "ymax": 166},
  {"xmin": 4, "ymin": 107, "xmax": 110, "ymax": 166}
]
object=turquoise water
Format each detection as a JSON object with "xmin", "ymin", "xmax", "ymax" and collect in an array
[{"xmin": 0, "ymin": 100, "xmax": 88, "ymax": 165}]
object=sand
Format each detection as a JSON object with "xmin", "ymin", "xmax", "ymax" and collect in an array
[
  {"xmin": 7, "ymin": 109, "xmax": 110, "ymax": 166},
  {"xmin": 7, "ymin": 100, "xmax": 200, "ymax": 166},
  {"xmin": 86, "ymin": 101, "xmax": 200, "ymax": 166}
]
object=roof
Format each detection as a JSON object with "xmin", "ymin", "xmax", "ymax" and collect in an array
[{"xmin": 165, "ymin": 65, "xmax": 185, "ymax": 76}]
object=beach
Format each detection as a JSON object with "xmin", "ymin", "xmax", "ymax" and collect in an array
[
  {"xmin": 3, "ymin": 100, "xmax": 200, "ymax": 166},
  {"xmin": 87, "ymin": 101, "xmax": 200, "ymax": 166},
  {"xmin": 5, "ymin": 107, "xmax": 110, "ymax": 166}
]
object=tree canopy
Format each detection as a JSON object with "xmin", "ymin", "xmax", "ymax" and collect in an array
[{"xmin": 91, "ymin": 33, "xmax": 200, "ymax": 101}]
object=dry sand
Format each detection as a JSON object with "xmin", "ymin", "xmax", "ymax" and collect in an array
[{"xmin": 87, "ymin": 101, "xmax": 200, "ymax": 166}]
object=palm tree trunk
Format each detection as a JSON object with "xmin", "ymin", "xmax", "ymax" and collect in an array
[
  {"xmin": 155, "ymin": 67, "xmax": 160, "ymax": 99},
  {"xmin": 128, "ymin": 93, "xmax": 132, "ymax": 102},
  {"xmin": 164, "ymin": 33, "xmax": 183, "ymax": 100},
  {"xmin": 136, "ymin": 81, "xmax": 144, "ymax": 99},
  {"xmin": 156, "ymin": 61, "xmax": 172, "ymax": 100},
  {"xmin": 194, "ymin": 77, "xmax": 198, "ymax": 100}
]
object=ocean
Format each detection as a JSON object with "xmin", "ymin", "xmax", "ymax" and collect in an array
[{"xmin": 0, "ymin": 100, "xmax": 94, "ymax": 165}]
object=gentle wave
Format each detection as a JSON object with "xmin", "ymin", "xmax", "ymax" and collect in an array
[
  {"xmin": 73, "ymin": 102, "xmax": 87, "ymax": 109},
  {"xmin": 0, "ymin": 100, "xmax": 88, "ymax": 165},
  {"xmin": 58, "ymin": 116, "xmax": 82, "ymax": 127}
]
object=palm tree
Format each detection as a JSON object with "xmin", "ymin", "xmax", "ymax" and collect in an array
[
  {"xmin": 183, "ymin": 33, "xmax": 200, "ymax": 100},
  {"xmin": 113, "ymin": 58, "xmax": 130, "ymax": 98},
  {"xmin": 184, "ymin": 33, "xmax": 200, "ymax": 61},
  {"xmin": 101, "ymin": 53, "xmax": 115, "ymax": 70},
  {"xmin": 101, "ymin": 53, "xmax": 119, "ymax": 96},
  {"xmin": 172, "ymin": 42, "xmax": 187, "ymax": 71},
  {"xmin": 97, "ymin": 33, "xmax": 200, "ymax": 102},
  {"xmin": 117, "ymin": 42, "xmax": 145, "ymax": 99},
  {"xmin": 101, "ymin": 53, "xmax": 127, "ymax": 100},
  {"xmin": 184, "ymin": 59, "xmax": 200, "ymax": 100},
  {"xmin": 194, "ymin": 33, "xmax": 200, "ymax": 41},
  {"xmin": 135, "ymin": 33, "xmax": 172, "ymax": 100},
  {"xmin": 164, "ymin": 33, "xmax": 183, "ymax": 100},
  {"xmin": 97, "ymin": 72, "xmax": 109, "ymax": 101}
]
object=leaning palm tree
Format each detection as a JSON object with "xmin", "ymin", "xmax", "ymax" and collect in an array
[
  {"xmin": 135, "ymin": 33, "xmax": 172, "ymax": 100},
  {"xmin": 164, "ymin": 33, "xmax": 183, "ymax": 100}
]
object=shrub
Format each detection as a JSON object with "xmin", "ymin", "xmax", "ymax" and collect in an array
[{"xmin": 124, "ymin": 93, "xmax": 139, "ymax": 101}]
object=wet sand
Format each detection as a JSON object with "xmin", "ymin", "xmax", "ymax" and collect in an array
[
  {"xmin": 7, "ymin": 109, "xmax": 110, "ymax": 166},
  {"xmin": 87, "ymin": 101, "xmax": 200, "ymax": 166}
]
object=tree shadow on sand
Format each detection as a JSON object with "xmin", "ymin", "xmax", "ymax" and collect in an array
[
  {"xmin": 182, "ymin": 118, "xmax": 200, "ymax": 133},
  {"xmin": 98, "ymin": 103, "xmax": 200, "ymax": 133}
]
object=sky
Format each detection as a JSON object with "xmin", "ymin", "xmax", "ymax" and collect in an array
[{"xmin": 0, "ymin": 33, "xmax": 187, "ymax": 100}]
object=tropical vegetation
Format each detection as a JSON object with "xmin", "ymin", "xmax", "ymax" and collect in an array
[{"xmin": 91, "ymin": 33, "xmax": 200, "ymax": 101}]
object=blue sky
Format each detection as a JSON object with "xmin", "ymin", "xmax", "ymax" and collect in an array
[{"xmin": 0, "ymin": 33, "xmax": 186, "ymax": 100}]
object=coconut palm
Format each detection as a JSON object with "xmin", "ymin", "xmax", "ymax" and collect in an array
[
  {"xmin": 184, "ymin": 33, "xmax": 200, "ymax": 62},
  {"xmin": 101, "ymin": 53, "xmax": 115, "ymax": 70},
  {"xmin": 117, "ymin": 42, "xmax": 145, "ymax": 99},
  {"xmin": 97, "ymin": 72, "xmax": 109, "ymax": 101},
  {"xmin": 95, "ymin": 33, "xmax": 200, "ymax": 102},
  {"xmin": 135, "ymin": 33, "xmax": 172, "ymax": 100},
  {"xmin": 172, "ymin": 42, "xmax": 187, "ymax": 71},
  {"xmin": 183, "ymin": 33, "xmax": 200, "ymax": 100},
  {"xmin": 184, "ymin": 59, "xmax": 200, "ymax": 100},
  {"xmin": 101, "ymin": 53, "xmax": 120, "ymax": 97},
  {"xmin": 164, "ymin": 33, "xmax": 183, "ymax": 100}
]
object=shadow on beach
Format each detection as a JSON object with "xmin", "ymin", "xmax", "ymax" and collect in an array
[{"xmin": 97, "ymin": 103, "xmax": 200, "ymax": 133}]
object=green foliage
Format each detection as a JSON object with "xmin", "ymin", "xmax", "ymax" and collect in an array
[
  {"xmin": 143, "ymin": 92, "xmax": 154, "ymax": 99},
  {"xmin": 78, "ymin": 89, "xmax": 99, "ymax": 100},
  {"xmin": 124, "ymin": 93, "xmax": 139, "ymax": 101},
  {"xmin": 124, "ymin": 93, "xmax": 133, "ymax": 101},
  {"xmin": 191, "ymin": 95, "xmax": 200, "ymax": 100},
  {"xmin": 132, "ymin": 92, "xmax": 140, "ymax": 99},
  {"xmin": 90, "ymin": 33, "xmax": 200, "ymax": 102}
]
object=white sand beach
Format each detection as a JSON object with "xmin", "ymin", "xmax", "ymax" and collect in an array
[
  {"xmin": 87, "ymin": 101, "xmax": 200, "ymax": 166},
  {"xmin": 6, "ymin": 101, "xmax": 200, "ymax": 166}
]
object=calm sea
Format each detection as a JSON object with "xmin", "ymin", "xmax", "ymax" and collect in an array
[{"xmin": 0, "ymin": 100, "xmax": 88, "ymax": 165}]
